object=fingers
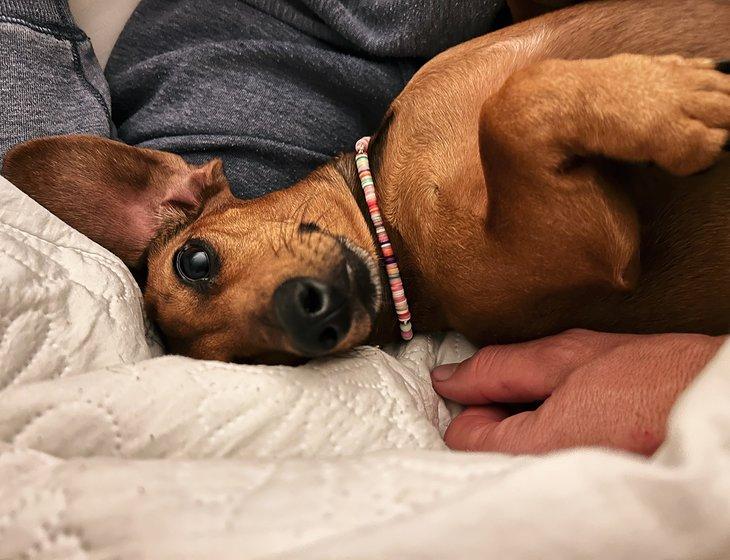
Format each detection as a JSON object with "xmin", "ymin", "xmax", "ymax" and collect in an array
[
  {"xmin": 432, "ymin": 346, "xmax": 559, "ymax": 404},
  {"xmin": 432, "ymin": 330, "xmax": 606, "ymax": 405},
  {"xmin": 444, "ymin": 405, "xmax": 551, "ymax": 454},
  {"xmin": 441, "ymin": 333, "xmax": 727, "ymax": 455},
  {"xmin": 443, "ymin": 406, "xmax": 512, "ymax": 451}
]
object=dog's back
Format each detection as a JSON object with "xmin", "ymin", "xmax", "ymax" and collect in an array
[
  {"xmin": 375, "ymin": 0, "xmax": 729, "ymax": 341},
  {"xmin": 546, "ymin": 0, "xmax": 730, "ymax": 333}
]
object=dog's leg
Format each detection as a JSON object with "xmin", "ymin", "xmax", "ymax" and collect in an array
[
  {"xmin": 481, "ymin": 54, "xmax": 729, "ymax": 179},
  {"xmin": 475, "ymin": 54, "xmax": 729, "ymax": 296}
]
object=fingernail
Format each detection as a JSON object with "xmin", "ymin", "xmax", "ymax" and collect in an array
[{"xmin": 431, "ymin": 363, "xmax": 457, "ymax": 382}]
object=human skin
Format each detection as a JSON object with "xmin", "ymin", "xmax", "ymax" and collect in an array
[{"xmin": 432, "ymin": 330, "xmax": 726, "ymax": 455}]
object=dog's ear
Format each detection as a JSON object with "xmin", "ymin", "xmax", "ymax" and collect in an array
[{"xmin": 2, "ymin": 135, "xmax": 229, "ymax": 269}]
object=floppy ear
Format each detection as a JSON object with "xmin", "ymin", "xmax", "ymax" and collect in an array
[{"xmin": 2, "ymin": 135, "xmax": 228, "ymax": 269}]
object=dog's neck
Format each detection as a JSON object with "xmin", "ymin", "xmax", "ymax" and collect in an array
[{"xmin": 331, "ymin": 152, "xmax": 442, "ymax": 344}]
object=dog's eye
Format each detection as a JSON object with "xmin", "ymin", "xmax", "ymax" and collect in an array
[{"xmin": 174, "ymin": 240, "xmax": 217, "ymax": 283}]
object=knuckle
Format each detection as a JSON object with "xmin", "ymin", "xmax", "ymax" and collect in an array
[
  {"xmin": 622, "ymin": 424, "xmax": 664, "ymax": 456},
  {"xmin": 473, "ymin": 425, "xmax": 498, "ymax": 452},
  {"xmin": 471, "ymin": 347, "xmax": 516, "ymax": 397},
  {"xmin": 446, "ymin": 416, "xmax": 493, "ymax": 452},
  {"xmin": 494, "ymin": 412, "xmax": 542, "ymax": 454},
  {"xmin": 470, "ymin": 346, "xmax": 503, "ymax": 375},
  {"xmin": 470, "ymin": 415, "xmax": 516, "ymax": 453},
  {"xmin": 561, "ymin": 327, "xmax": 594, "ymax": 340},
  {"xmin": 533, "ymin": 329, "xmax": 592, "ymax": 368}
]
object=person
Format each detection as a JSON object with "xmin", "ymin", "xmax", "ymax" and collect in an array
[
  {"xmin": 431, "ymin": 330, "xmax": 725, "ymax": 455},
  {"xmin": 1, "ymin": 0, "xmax": 725, "ymax": 456}
]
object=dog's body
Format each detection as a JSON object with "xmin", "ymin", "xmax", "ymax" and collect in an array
[
  {"xmin": 352, "ymin": 0, "xmax": 730, "ymax": 344},
  {"xmin": 3, "ymin": 0, "xmax": 729, "ymax": 362}
]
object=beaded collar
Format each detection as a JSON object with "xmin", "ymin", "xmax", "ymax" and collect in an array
[{"xmin": 354, "ymin": 136, "xmax": 413, "ymax": 341}]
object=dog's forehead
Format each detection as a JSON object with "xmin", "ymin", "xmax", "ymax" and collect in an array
[{"xmin": 167, "ymin": 201, "xmax": 252, "ymax": 242}]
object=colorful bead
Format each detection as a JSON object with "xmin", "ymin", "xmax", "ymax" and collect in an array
[{"xmin": 355, "ymin": 136, "xmax": 414, "ymax": 342}]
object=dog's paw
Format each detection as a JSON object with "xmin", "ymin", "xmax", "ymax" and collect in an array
[{"xmin": 635, "ymin": 55, "xmax": 729, "ymax": 176}]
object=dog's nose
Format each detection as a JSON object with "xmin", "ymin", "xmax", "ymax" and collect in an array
[{"xmin": 274, "ymin": 277, "xmax": 352, "ymax": 356}]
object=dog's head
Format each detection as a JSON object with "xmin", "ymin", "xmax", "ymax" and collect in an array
[{"xmin": 2, "ymin": 135, "xmax": 381, "ymax": 362}]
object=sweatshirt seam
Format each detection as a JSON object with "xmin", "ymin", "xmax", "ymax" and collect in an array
[
  {"xmin": 70, "ymin": 39, "xmax": 112, "ymax": 125},
  {"xmin": 0, "ymin": 14, "xmax": 112, "ymax": 128},
  {"xmin": 0, "ymin": 14, "xmax": 84, "ymax": 41}
]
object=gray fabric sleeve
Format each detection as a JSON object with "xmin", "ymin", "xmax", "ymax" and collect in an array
[
  {"xmin": 0, "ymin": 0, "xmax": 112, "ymax": 162},
  {"xmin": 106, "ymin": 0, "xmax": 510, "ymax": 199}
]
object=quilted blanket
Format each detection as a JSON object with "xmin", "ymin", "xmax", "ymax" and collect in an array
[{"xmin": 1, "ymin": 174, "xmax": 729, "ymax": 559}]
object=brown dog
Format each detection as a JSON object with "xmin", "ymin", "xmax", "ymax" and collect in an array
[{"xmin": 3, "ymin": 0, "xmax": 729, "ymax": 363}]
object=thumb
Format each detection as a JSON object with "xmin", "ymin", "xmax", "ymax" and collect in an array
[{"xmin": 431, "ymin": 330, "xmax": 607, "ymax": 405}]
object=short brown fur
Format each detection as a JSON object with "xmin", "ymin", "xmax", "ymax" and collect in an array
[{"xmin": 3, "ymin": 0, "xmax": 729, "ymax": 362}]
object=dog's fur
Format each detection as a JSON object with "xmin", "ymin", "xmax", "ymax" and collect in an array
[{"xmin": 3, "ymin": 0, "xmax": 729, "ymax": 362}]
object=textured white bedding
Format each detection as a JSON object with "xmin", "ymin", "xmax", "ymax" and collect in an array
[
  {"xmin": 2, "ymin": 169, "xmax": 730, "ymax": 559},
  {"xmin": 2, "ymin": 4, "xmax": 728, "ymax": 557}
]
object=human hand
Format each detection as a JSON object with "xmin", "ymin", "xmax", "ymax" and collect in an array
[{"xmin": 432, "ymin": 330, "xmax": 725, "ymax": 455}]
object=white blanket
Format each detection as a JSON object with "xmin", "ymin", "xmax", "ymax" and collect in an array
[{"xmin": 1, "ymin": 174, "xmax": 729, "ymax": 559}]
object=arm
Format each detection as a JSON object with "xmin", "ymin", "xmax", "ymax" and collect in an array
[
  {"xmin": 432, "ymin": 330, "xmax": 726, "ymax": 455},
  {"xmin": 0, "ymin": 0, "xmax": 112, "ymax": 162}
]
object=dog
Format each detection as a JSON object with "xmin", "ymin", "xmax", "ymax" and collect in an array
[{"xmin": 3, "ymin": 0, "xmax": 729, "ymax": 363}]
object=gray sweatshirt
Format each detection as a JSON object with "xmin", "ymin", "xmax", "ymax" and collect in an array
[{"xmin": 2, "ymin": 0, "xmax": 509, "ymax": 198}]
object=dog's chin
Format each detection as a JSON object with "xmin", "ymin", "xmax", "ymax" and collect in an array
[{"xmin": 339, "ymin": 237, "xmax": 382, "ymax": 320}]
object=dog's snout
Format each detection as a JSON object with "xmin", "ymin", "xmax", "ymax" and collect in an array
[{"xmin": 274, "ymin": 277, "xmax": 352, "ymax": 356}]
